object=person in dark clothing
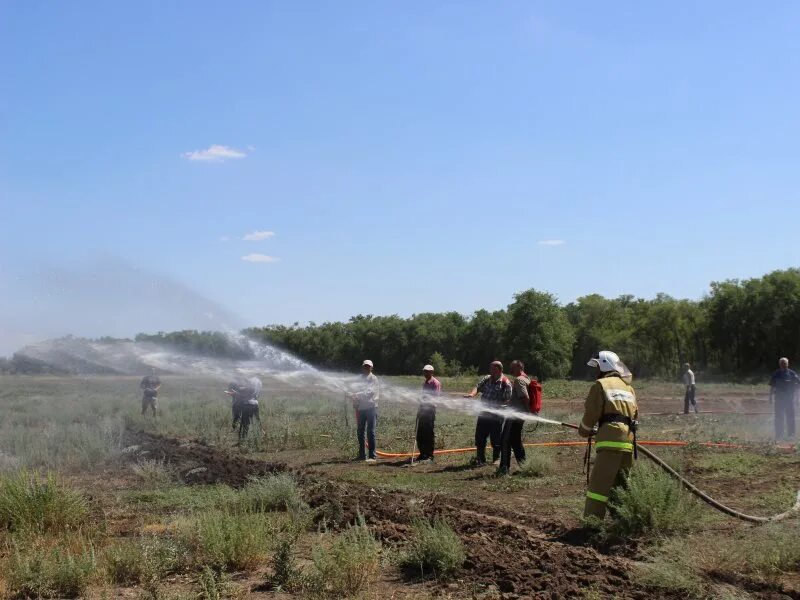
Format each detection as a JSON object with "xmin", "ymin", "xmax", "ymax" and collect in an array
[
  {"xmin": 464, "ymin": 361, "xmax": 512, "ymax": 466},
  {"xmin": 414, "ymin": 364, "xmax": 441, "ymax": 463},
  {"xmin": 769, "ymin": 358, "xmax": 799, "ymax": 440},
  {"xmin": 140, "ymin": 369, "xmax": 161, "ymax": 417},
  {"xmin": 225, "ymin": 377, "xmax": 262, "ymax": 440},
  {"xmin": 498, "ymin": 360, "xmax": 530, "ymax": 474}
]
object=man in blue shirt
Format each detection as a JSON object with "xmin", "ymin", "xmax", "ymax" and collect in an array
[{"xmin": 769, "ymin": 357, "xmax": 799, "ymax": 440}]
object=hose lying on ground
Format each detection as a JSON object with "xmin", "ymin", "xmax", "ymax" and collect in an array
[
  {"xmin": 558, "ymin": 421, "xmax": 800, "ymax": 524},
  {"xmin": 377, "ymin": 428, "xmax": 799, "ymax": 523}
]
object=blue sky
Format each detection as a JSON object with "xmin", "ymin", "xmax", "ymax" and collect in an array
[{"xmin": 2, "ymin": 2, "xmax": 800, "ymax": 353}]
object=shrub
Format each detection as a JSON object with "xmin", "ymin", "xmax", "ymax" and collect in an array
[
  {"xmin": 401, "ymin": 519, "xmax": 465, "ymax": 578},
  {"xmin": 104, "ymin": 536, "xmax": 184, "ymax": 586},
  {"xmin": 0, "ymin": 471, "xmax": 89, "ymax": 534},
  {"xmin": 716, "ymin": 523, "xmax": 800, "ymax": 577},
  {"xmin": 181, "ymin": 510, "xmax": 274, "ymax": 571},
  {"xmin": 310, "ymin": 515, "xmax": 381, "ymax": 597},
  {"xmin": 270, "ymin": 534, "xmax": 297, "ymax": 590},
  {"xmin": 236, "ymin": 474, "xmax": 305, "ymax": 513},
  {"xmin": 607, "ymin": 462, "xmax": 702, "ymax": 537},
  {"xmin": 5, "ymin": 537, "xmax": 97, "ymax": 598},
  {"xmin": 130, "ymin": 459, "xmax": 173, "ymax": 488},
  {"xmin": 515, "ymin": 453, "xmax": 554, "ymax": 478},
  {"xmin": 634, "ymin": 538, "xmax": 705, "ymax": 595},
  {"xmin": 196, "ymin": 565, "xmax": 238, "ymax": 600}
]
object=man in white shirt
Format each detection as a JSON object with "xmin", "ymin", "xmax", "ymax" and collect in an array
[{"xmin": 683, "ymin": 363, "xmax": 698, "ymax": 414}]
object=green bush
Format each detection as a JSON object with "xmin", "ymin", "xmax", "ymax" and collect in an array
[
  {"xmin": 270, "ymin": 534, "xmax": 297, "ymax": 590},
  {"xmin": 607, "ymin": 462, "xmax": 702, "ymax": 537},
  {"xmin": 515, "ymin": 453, "xmax": 554, "ymax": 478},
  {"xmin": 236, "ymin": 474, "xmax": 306, "ymax": 513},
  {"xmin": 634, "ymin": 538, "xmax": 705, "ymax": 595},
  {"xmin": 310, "ymin": 515, "xmax": 381, "ymax": 597},
  {"xmin": 181, "ymin": 510, "xmax": 274, "ymax": 571},
  {"xmin": 401, "ymin": 519, "xmax": 465, "ymax": 578},
  {"xmin": 104, "ymin": 536, "xmax": 184, "ymax": 585},
  {"xmin": 0, "ymin": 471, "xmax": 89, "ymax": 534},
  {"xmin": 5, "ymin": 536, "xmax": 97, "ymax": 598}
]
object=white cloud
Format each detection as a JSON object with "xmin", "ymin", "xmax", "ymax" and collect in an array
[
  {"xmin": 538, "ymin": 239, "xmax": 566, "ymax": 246},
  {"xmin": 241, "ymin": 254, "xmax": 280, "ymax": 263},
  {"xmin": 182, "ymin": 144, "xmax": 248, "ymax": 162},
  {"xmin": 242, "ymin": 230, "xmax": 275, "ymax": 241}
]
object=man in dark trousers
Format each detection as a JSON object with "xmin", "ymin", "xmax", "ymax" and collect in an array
[
  {"xmin": 140, "ymin": 368, "xmax": 161, "ymax": 417},
  {"xmin": 769, "ymin": 357, "xmax": 799, "ymax": 440},
  {"xmin": 225, "ymin": 377, "xmax": 262, "ymax": 440},
  {"xmin": 414, "ymin": 364, "xmax": 441, "ymax": 463},
  {"xmin": 498, "ymin": 360, "xmax": 530, "ymax": 474},
  {"xmin": 464, "ymin": 361, "xmax": 512, "ymax": 466}
]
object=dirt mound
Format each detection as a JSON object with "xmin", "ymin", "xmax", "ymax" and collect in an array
[{"xmin": 123, "ymin": 429, "xmax": 286, "ymax": 486}]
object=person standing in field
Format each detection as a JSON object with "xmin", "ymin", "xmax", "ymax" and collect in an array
[
  {"xmin": 498, "ymin": 360, "xmax": 530, "ymax": 474},
  {"xmin": 682, "ymin": 362, "xmax": 698, "ymax": 414},
  {"xmin": 414, "ymin": 364, "xmax": 440, "ymax": 463},
  {"xmin": 350, "ymin": 360, "xmax": 380, "ymax": 462},
  {"xmin": 225, "ymin": 377, "xmax": 262, "ymax": 440},
  {"xmin": 140, "ymin": 368, "xmax": 161, "ymax": 417},
  {"xmin": 769, "ymin": 357, "xmax": 799, "ymax": 440},
  {"xmin": 464, "ymin": 361, "xmax": 512, "ymax": 466},
  {"xmin": 578, "ymin": 351, "xmax": 639, "ymax": 520}
]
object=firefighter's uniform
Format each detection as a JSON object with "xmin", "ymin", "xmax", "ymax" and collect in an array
[{"xmin": 579, "ymin": 372, "xmax": 638, "ymax": 518}]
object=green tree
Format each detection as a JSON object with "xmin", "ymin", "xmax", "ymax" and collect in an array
[{"xmin": 503, "ymin": 290, "xmax": 574, "ymax": 379}]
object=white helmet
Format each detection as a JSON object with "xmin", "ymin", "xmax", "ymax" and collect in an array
[{"xmin": 587, "ymin": 350, "xmax": 631, "ymax": 379}]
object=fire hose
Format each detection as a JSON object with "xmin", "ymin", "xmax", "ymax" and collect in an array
[{"xmin": 377, "ymin": 423, "xmax": 800, "ymax": 523}]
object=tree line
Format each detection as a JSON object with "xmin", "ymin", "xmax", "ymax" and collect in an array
[
  {"xmin": 3, "ymin": 269, "xmax": 798, "ymax": 379},
  {"xmin": 246, "ymin": 268, "xmax": 800, "ymax": 380}
]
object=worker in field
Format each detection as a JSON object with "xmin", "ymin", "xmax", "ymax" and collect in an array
[
  {"xmin": 769, "ymin": 357, "xmax": 799, "ymax": 440},
  {"xmin": 578, "ymin": 351, "xmax": 639, "ymax": 520},
  {"xmin": 140, "ymin": 368, "xmax": 161, "ymax": 417},
  {"xmin": 498, "ymin": 360, "xmax": 530, "ymax": 474},
  {"xmin": 349, "ymin": 360, "xmax": 380, "ymax": 462},
  {"xmin": 682, "ymin": 362, "xmax": 698, "ymax": 414},
  {"xmin": 464, "ymin": 361, "xmax": 511, "ymax": 466},
  {"xmin": 225, "ymin": 376, "xmax": 262, "ymax": 440},
  {"xmin": 414, "ymin": 364, "xmax": 441, "ymax": 463}
]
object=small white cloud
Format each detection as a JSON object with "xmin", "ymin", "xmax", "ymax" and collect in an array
[
  {"xmin": 241, "ymin": 254, "xmax": 280, "ymax": 263},
  {"xmin": 182, "ymin": 144, "xmax": 248, "ymax": 162},
  {"xmin": 538, "ymin": 239, "xmax": 566, "ymax": 246},
  {"xmin": 242, "ymin": 230, "xmax": 275, "ymax": 242},
  {"xmin": 219, "ymin": 236, "xmax": 230, "ymax": 243}
]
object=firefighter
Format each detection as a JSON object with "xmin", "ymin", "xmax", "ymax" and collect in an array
[{"xmin": 578, "ymin": 350, "xmax": 639, "ymax": 519}]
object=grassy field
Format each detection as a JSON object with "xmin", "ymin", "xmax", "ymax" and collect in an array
[{"xmin": 0, "ymin": 374, "xmax": 798, "ymax": 599}]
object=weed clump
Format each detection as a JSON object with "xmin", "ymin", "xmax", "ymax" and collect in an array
[
  {"xmin": 130, "ymin": 459, "xmax": 174, "ymax": 488},
  {"xmin": 5, "ymin": 536, "xmax": 97, "ymax": 598},
  {"xmin": 104, "ymin": 536, "xmax": 185, "ymax": 586},
  {"xmin": 717, "ymin": 523, "xmax": 800, "ymax": 577},
  {"xmin": 401, "ymin": 518, "xmax": 465, "ymax": 578},
  {"xmin": 607, "ymin": 462, "xmax": 702, "ymax": 537},
  {"xmin": 236, "ymin": 474, "xmax": 306, "ymax": 513},
  {"xmin": 0, "ymin": 471, "xmax": 89, "ymax": 534},
  {"xmin": 181, "ymin": 510, "xmax": 274, "ymax": 571},
  {"xmin": 310, "ymin": 515, "xmax": 381, "ymax": 597},
  {"xmin": 515, "ymin": 453, "xmax": 554, "ymax": 478},
  {"xmin": 634, "ymin": 538, "xmax": 706, "ymax": 595}
]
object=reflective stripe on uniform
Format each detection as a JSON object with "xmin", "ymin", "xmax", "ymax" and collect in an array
[
  {"xmin": 605, "ymin": 389, "xmax": 636, "ymax": 403},
  {"xmin": 586, "ymin": 491, "xmax": 608, "ymax": 503},
  {"xmin": 595, "ymin": 441, "xmax": 634, "ymax": 452}
]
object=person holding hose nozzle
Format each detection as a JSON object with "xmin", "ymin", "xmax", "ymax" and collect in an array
[
  {"xmin": 579, "ymin": 350, "xmax": 639, "ymax": 520},
  {"xmin": 464, "ymin": 361, "xmax": 512, "ymax": 466},
  {"xmin": 497, "ymin": 360, "xmax": 530, "ymax": 475},
  {"xmin": 413, "ymin": 364, "xmax": 440, "ymax": 464},
  {"xmin": 350, "ymin": 360, "xmax": 380, "ymax": 463}
]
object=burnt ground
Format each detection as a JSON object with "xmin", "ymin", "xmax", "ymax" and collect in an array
[{"xmin": 122, "ymin": 428, "xmax": 800, "ymax": 600}]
